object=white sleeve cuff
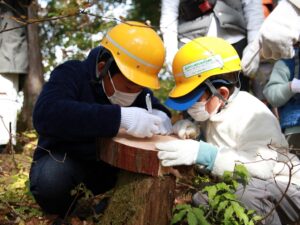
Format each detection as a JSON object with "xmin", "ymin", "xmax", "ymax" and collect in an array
[{"xmin": 289, "ymin": 0, "xmax": 300, "ymax": 9}]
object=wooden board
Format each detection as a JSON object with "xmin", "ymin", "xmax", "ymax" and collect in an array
[{"xmin": 97, "ymin": 130, "xmax": 179, "ymax": 176}]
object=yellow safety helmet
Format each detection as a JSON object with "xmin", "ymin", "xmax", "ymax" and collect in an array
[
  {"xmin": 169, "ymin": 37, "xmax": 241, "ymax": 98},
  {"xmin": 101, "ymin": 21, "xmax": 165, "ymax": 89}
]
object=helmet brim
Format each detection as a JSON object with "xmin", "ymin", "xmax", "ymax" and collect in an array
[{"xmin": 165, "ymin": 79, "xmax": 231, "ymax": 110}]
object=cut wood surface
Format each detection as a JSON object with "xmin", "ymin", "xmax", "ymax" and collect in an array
[{"xmin": 97, "ymin": 130, "xmax": 179, "ymax": 176}]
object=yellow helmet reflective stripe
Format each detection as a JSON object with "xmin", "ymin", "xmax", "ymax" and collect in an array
[
  {"xmin": 170, "ymin": 37, "xmax": 241, "ymax": 97},
  {"xmin": 105, "ymin": 34, "xmax": 160, "ymax": 70},
  {"xmin": 101, "ymin": 21, "xmax": 165, "ymax": 89}
]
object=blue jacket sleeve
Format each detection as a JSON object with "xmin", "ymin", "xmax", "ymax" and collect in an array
[{"xmin": 33, "ymin": 61, "xmax": 121, "ymax": 140}]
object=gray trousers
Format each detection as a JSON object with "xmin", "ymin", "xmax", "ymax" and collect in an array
[{"xmin": 193, "ymin": 178, "xmax": 300, "ymax": 225}]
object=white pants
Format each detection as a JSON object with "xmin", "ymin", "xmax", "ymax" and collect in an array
[{"xmin": 0, "ymin": 74, "xmax": 19, "ymax": 145}]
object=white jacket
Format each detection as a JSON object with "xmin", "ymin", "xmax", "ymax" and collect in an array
[{"xmin": 204, "ymin": 91, "xmax": 300, "ymax": 185}]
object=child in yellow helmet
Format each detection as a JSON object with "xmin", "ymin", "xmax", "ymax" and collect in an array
[{"xmin": 156, "ymin": 37, "xmax": 300, "ymax": 224}]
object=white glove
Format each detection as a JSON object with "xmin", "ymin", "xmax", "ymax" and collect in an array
[
  {"xmin": 291, "ymin": 78, "xmax": 300, "ymax": 93},
  {"xmin": 120, "ymin": 107, "xmax": 162, "ymax": 138},
  {"xmin": 156, "ymin": 139, "xmax": 200, "ymax": 166},
  {"xmin": 258, "ymin": 0, "xmax": 300, "ymax": 59},
  {"xmin": 241, "ymin": 39, "xmax": 261, "ymax": 78},
  {"xmin": 152, "ymin": 109, "xmax": 173, "ymax": 135},
  {"xmin": 172, "ymin": 119, "xmax": 200, "ymax": 139}
]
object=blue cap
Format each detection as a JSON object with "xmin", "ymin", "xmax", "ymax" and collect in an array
[
  {"xmin": 165, "ymin": 86, "xmax": 206, "ymax": 111},
  {"xmin": 165, "ymin": 79, "xmax": 231, "ymax": 111}
]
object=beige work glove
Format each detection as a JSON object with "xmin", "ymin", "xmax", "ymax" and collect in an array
[{"xmin": 172, "ymin": 119, "xmax": 200, "ymax": 139}]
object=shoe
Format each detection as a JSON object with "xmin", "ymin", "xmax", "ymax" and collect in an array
[
  {"xmin": 94, "ymin": 197, "xmax": 109, "ymax": 214},
  {"xmin": 71, "ymin": 197, "xmax": 109, "ymax": 220},
  {"xmin": 52, "ymin": 217, "xmax": 71, "ymax": 225}
]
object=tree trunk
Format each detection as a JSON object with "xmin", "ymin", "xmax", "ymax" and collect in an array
[
  {"xmin": 100, "ymin": 171, "xmax": 176, "ymax": 225},
  {"xmin": 19, "ymin": 0, "xmax": 44, "ymax": 131}
]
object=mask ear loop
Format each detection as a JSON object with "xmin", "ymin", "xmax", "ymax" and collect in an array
[
  {"xmin": 95, "ymin": 48, "xmax": 114, "ymax": 81},
  {"xmin": 97, "ymin": 57, "xmax": 114, "ymax": 81},
  {"xmin": 107, "ymin": 71, "xmax": 117, "ymax": 92}
]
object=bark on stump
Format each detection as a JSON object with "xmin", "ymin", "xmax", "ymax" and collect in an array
[{"xmin": 100, "ymin": 171, "xmax": 176, "ymax": 225}]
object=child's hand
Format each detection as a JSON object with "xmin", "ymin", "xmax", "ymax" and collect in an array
[
  {"xmin": 156, "ymin": 139, "xmax": 200, "ymax": 166},
  {"xmin": 172, "ymin": 119, "xmax": 200, "ymax": 139},
  {"xmin": 291, "ymin": 78, "xmax": 300, "ymax": 93}
]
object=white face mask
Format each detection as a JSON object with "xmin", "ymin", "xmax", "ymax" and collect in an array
[
  {"xmin": 187, "ymin": 97, "xmax": 222, "ymax": 122},
  {"xmin": 187, "ymin": 101, "xmax": 210, "ymax": 121},
  {"xmin": 102, "ymin": 72, "xmax": 141, "ymax": 106}
]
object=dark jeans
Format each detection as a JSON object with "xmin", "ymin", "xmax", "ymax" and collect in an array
[{"xmin": 29, "ymin": 151, "xmax": 119, "ymax": 217}]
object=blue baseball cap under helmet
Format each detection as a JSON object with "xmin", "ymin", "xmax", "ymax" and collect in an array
[{"xmin": 165, "ymin": 79, "xmax": 232, "ymax": 111}]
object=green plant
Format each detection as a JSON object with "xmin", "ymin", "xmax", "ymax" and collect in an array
[
  {"xmin": 153, "ymin": 78, "xmax": 175, "ymax": 103},
  {"xmin": 171, "ymin": 165, "xmax": 262, "ymax": 225}
]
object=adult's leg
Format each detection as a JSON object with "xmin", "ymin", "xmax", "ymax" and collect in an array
[
  {"xmin": 30, "ymin": 151, "xmax": 118, "ymax": 217},
  {"xmin": 83, "ymin": 159, "xmax": 119, "ymax": 196},
  {"xmin": 30, "ymin": 152, "xmax": 85, "ymax": 217}
]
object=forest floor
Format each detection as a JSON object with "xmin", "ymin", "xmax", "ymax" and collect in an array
[
  {"xmin": 0, "ymin": 135, "xmax": 96, "ymax": 225},
  {"xmin": 0, "ymin": 131, "xmax": 192, "ymax": 225}
]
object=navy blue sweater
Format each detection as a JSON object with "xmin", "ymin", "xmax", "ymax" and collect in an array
[{"xmin": 32, "ymin": 47, "xmax": 171, "ymax": 161}]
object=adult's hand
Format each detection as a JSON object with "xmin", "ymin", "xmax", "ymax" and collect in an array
[
  {"xmin": 120, "ymin": 107, "xmax": 162, "ymax": 138},
  {"xmin": 152, "ymin": 109, "xmax": 173, "ymax": 135}
]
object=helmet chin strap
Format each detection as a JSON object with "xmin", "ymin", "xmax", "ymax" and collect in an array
[
  {"xmin": 204, "ymin": 80, "xmax": 228, "ymax": 105},
  {"xmin": 97, "ymin": 57, "xmax": 114, "ymax": 80},
  {"xmin": 95, "ymin": 48, "xmax": 114, "ymax": 81}
]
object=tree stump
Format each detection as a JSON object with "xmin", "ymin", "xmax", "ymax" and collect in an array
[
  {"xmin": 100, "ymin": 171, "xmax": 175, "ymax": 225},
  {"xmin": 97, "ymin": 131, "xmax": 178, "ymax": 225}
]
